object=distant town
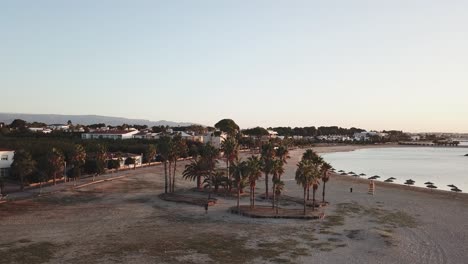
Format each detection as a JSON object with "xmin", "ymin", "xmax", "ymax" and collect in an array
[{"xmin": 0, "ymin": 117, "xmax": 465, "ymax": 196}]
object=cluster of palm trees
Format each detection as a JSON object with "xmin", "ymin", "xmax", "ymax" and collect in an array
[
  {"xmin": 158, "ymin": 135, "xmax": 188, "ymax": 194},
  {"xmin": 9, "ymin": 144, "xmax": 89, "ymax": 190},
  {"xmin": 295, "ymin": 149, "xmax": 332, "ymax": 214},
  {"xmin": 182, "ymin": 139, "xmax": 291, "ymax": 213}
]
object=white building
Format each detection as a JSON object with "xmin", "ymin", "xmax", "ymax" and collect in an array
[
  {"xmin": 82, "ymin": 130, "xmax": 139, "ymax": 140},
  {"xmin": 267, "ymin": 130, "xmax": 278, "ymax": 138},
  {"xmin": 107, "ymin": 153, "xmax": 143, "ymax": 168},
  {"xmin": 0, "ymin": 149, "xmax": 14, "ymax": 178},
  {"xmin": 203, "ymin": 132, "xmax": 227, "ymax": 148},
  {"xmin": 353, "ymin": 131, "xmax": 388, "ymax": 141},
  {"xmin": 48, "ymin": 124, "xmax": 70, "ymax": 130},
  {"xmin": 133, "ymin": 131, "xmax": 161, "ymax": 140}
]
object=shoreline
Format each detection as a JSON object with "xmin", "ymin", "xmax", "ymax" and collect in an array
[{"xmin": 331, "ymin": 172, "xmax": 468, "ymax": 201}]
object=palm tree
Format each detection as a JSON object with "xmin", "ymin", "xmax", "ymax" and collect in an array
[
  {"xmin": 310, "ymin": 166, "xmax": 321, "ymax": 210},
  {"xmin": 321, "ymin": 162, "xmax": 332, "ymax": 203},
  {"xmin": 230, "ymin": 159, "xmax": 248, "ymax": 212},
  {"xmin": 199, "ymin": 144, "xmax": 219, "ymax": 199},
  {"xmin": 275, "ymin": 145, "xmax": 290, "ymax": 164},
  {"xmin": 246, "ymin": 155, "xmax": 262, "ymax": 208},
  {"xmin": 302, "ymin": 149, "xmax": 320, "ymax": 161},
  {"xmin": 295, "ymin": 159, "xmax": 313, "ymax": 215},
  {"xmin": 10, "ymin": 149, "xmax": 36, "ymax": 190},
  {"xmin": 47, "ymin": 148, "xmax": 65, "ymax": 185},
  {"xmin": 271, "ymin": 159, "xmax": 284, "ymax": 209},
  {"xmin": 158, "ymin": 136, "xmax": 172, "ymax": 194},
  {"xmin": 261, "ymin": 143, "xmax": 275, "ymax": 199},
  {"xmin": 171, "ymin": 135, "xmax": 187, "ymax": 193},
  {"xmin": 273, "ymin": 178, "xmax": 285, "ymax": 214},
  {"xmin": 95, "ymin": 144, "xmax": 107, "ymax": 176},
  {"xmin": 221, "ymin": 137, "xmax": 238, "ymax": 182},
  {"xmin": 302, "ymin": 149, "xmax": 323, "ymax": 200},
  {"xmin": 145, "ymin": 144, "xmax": 157, "ymax": 165},
  {"xmin": 183, "ymin": 158, "xmax": 208, "ymax": 190},
  {"xmin": 70, "ymin": 144, "xmax": 86, "ymax": 182},
  {"xmin": 203, "ymin": 170, "xmax": 227, "ymax": 193}
]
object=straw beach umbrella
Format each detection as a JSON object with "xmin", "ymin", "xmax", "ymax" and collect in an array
[
  {"xmin": 451, "ymin": 187, "xmax": 462, "ymax": 192},
  {"xmin": 384, "ymin": 179, "xmax": 394, "ymax": 183},
  {"xmin": 359, "ymin": 173, "xmax": 366, "ymax": 176},
  {"xmin": 424, "ymin": 181, "xmax": 434, "ymax": 185},
  {"xmin": 404, "ymin": 179, "xmax": 415, "ymax": 186},
  {"xmin": 389, "ymin": 177, "xmax": 396, "ymax": 180},
  {"xmin": 427, "ymin": 184, "xmax": 437, "ymax": 190},
  {"xmin": 338, "ymin": 170, "xmax": 345, "ymax": 173},
  {"xmin": 447, "ymin": 184, "xmax": 457, "ymax": 188},
  {"xmin": 340, "ymin": 173, "xmax": 347, "ymax": 176}
]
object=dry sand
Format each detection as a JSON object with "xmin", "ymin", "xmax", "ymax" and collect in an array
[{"xmin": 0, "ymin": 145, "xmax": 467, "ymax": 264}]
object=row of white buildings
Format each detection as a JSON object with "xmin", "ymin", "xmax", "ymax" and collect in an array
[{"xmin": 81, "ymin": 130, "xmax": 228, "ymax": 148}]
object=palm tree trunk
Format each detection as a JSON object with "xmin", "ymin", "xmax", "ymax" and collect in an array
[
  {"xmin": 272, "ymin": 182, "xmax": 276, "ymax": 209},
  {"xmin": 322, "ymin": 182, "xmax": 326, "ymax": 203},
  {"xmin": 53, "ymin": 172, "xmax": 56, "ymax": 185},
  {"xmin": 172, "ymin": 159, "xmax": 177, "ymax": 193},
  {"xmin": 307, "ymin": 185, "xmax": 310, "ymax": 200},
  {"xmin": 197, "ymin": 175, "xmax": 202, "ymax": 190},
  {"xmin": 312, "ymin": 188, "xmax": 316, "ymax": 211},
  {"xmin": 303, "ymin": 187, "xmax": 307, "ymax": 215},
  {"xmin": 276, "ymin": 197, "xmax": 279, "ymax": 215},
  {"xmin": 237, "ymin": 182, "xmax": 241, "ymax": 214},
  {"xmin": 20, "ymin": 175, "xmax": 24, "ymax": 191},
  {"xmin": 168, "ymin": 161, "xmax": 172, "ymax": 192},
  {"xmin": 250, "ymin": 186, "xmax": 253, "ymax": 208},
  {"xmin": 265, "ymin": 173, "xmax": 269, "ymax": 199},
  {"xmin": 252, "ymin": 186, "xmax": 256, "ymax": 208},
  {"xmin": 164, "ymin": 161, "xmax": 168, "ymax": 194}
]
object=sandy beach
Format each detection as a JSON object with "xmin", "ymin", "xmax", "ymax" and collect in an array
[{"xmin": 1, "ymin": 145, "xmax": 467, "ymax": 264}]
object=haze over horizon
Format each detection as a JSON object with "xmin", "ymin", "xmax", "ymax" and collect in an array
[{"xmin": 1, "ymin": 1, "xmax": 467, "ymax": 133}]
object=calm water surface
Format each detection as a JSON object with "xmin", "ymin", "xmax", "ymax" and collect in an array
[{"xmin": 322, "ymin": 147, "xmax": 468, "ymax": 192}]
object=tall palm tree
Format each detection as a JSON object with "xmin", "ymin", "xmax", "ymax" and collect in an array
[
  {"xmin": 47, "ymin": 148, "xmax": 65, "ymax": 185},
  {"xmin": 10, "ymin": 149, "xmax": 36, "ymax": 190},
  {"xmin": 261, "ymin": 143, "xmax": 275, "ymax": 199},
  {"xmin": 70, "ymin": 144, "xmax": 86, "ymax": 181},
  {"xmin": 273, "ymin": 178, "xmax": 285, "ymax": 214},
  {"xmin": 171, "ymin": 135, "xmax": 187, "ymax": 193},
  {"xmin": 302, "ymin": 149, "xmax": 323, "ymax": 200},
  {"xmin": 158, "ymin": 136, "xmax": 172, "ymax": 194},
  {"xmin": 310, "ymin": 165, "xmax": 321, "ymax": 210},
  {"xmin": 221, "ymin": 137, "xmax": 238, "ymax": 182},
  {"xmin": 295, "ymin": 159, "xmax": 313, "ymax": 215},
  {"xmin": 95, "ymin": 144, "xmax": 107, "ymax": 176},
  {"xmin": 246, "ymin": 155, "xmax": 262, "ymax": 208},
  {"xmin": 275, "ymin": 145, "xmax": 290, "ymax": 164},
  {"xmin": 302, "ymin": 149, "xmax": 319, "ymax": 161},
  {"xmin": 271, "ymin": 159, "xmax": 284, "ymax": 208},
  {"xmin": 145, "ymin": 144, "xmax": 157, "ymax": 165},
  {"xmin": 230, "ymin": 159, "xmax": 248, "ymax": 212},
  {"xmin": 321, "ymin": 162, "xmax": 332, "ymax": 203},
  {"xmin": 199, "ymin": 144, "xmax": 219, "ymax": 199}
]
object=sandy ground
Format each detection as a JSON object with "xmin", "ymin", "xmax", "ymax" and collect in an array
[{"xmin": 1, "ymin": 145, "xmax": 467, "ymax": 264}]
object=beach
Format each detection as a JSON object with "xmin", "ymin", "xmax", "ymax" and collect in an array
[{"xmin": 1, "ymin": 145, "xmax": 467, "ymax": 263}]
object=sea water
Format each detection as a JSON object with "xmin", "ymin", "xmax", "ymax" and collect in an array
[{"xmin": 322, "ymin": 147, "xmax": 468, "ymax": 192}]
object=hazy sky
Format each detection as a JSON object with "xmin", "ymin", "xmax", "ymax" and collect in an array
[{"xmin": 1, "ymin": 1, "xmax": 467, "ymax": 132}]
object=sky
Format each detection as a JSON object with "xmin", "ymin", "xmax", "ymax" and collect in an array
[{"xmin": 1, "ymin": 1, "xmax": 467, "ymax": 132}]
